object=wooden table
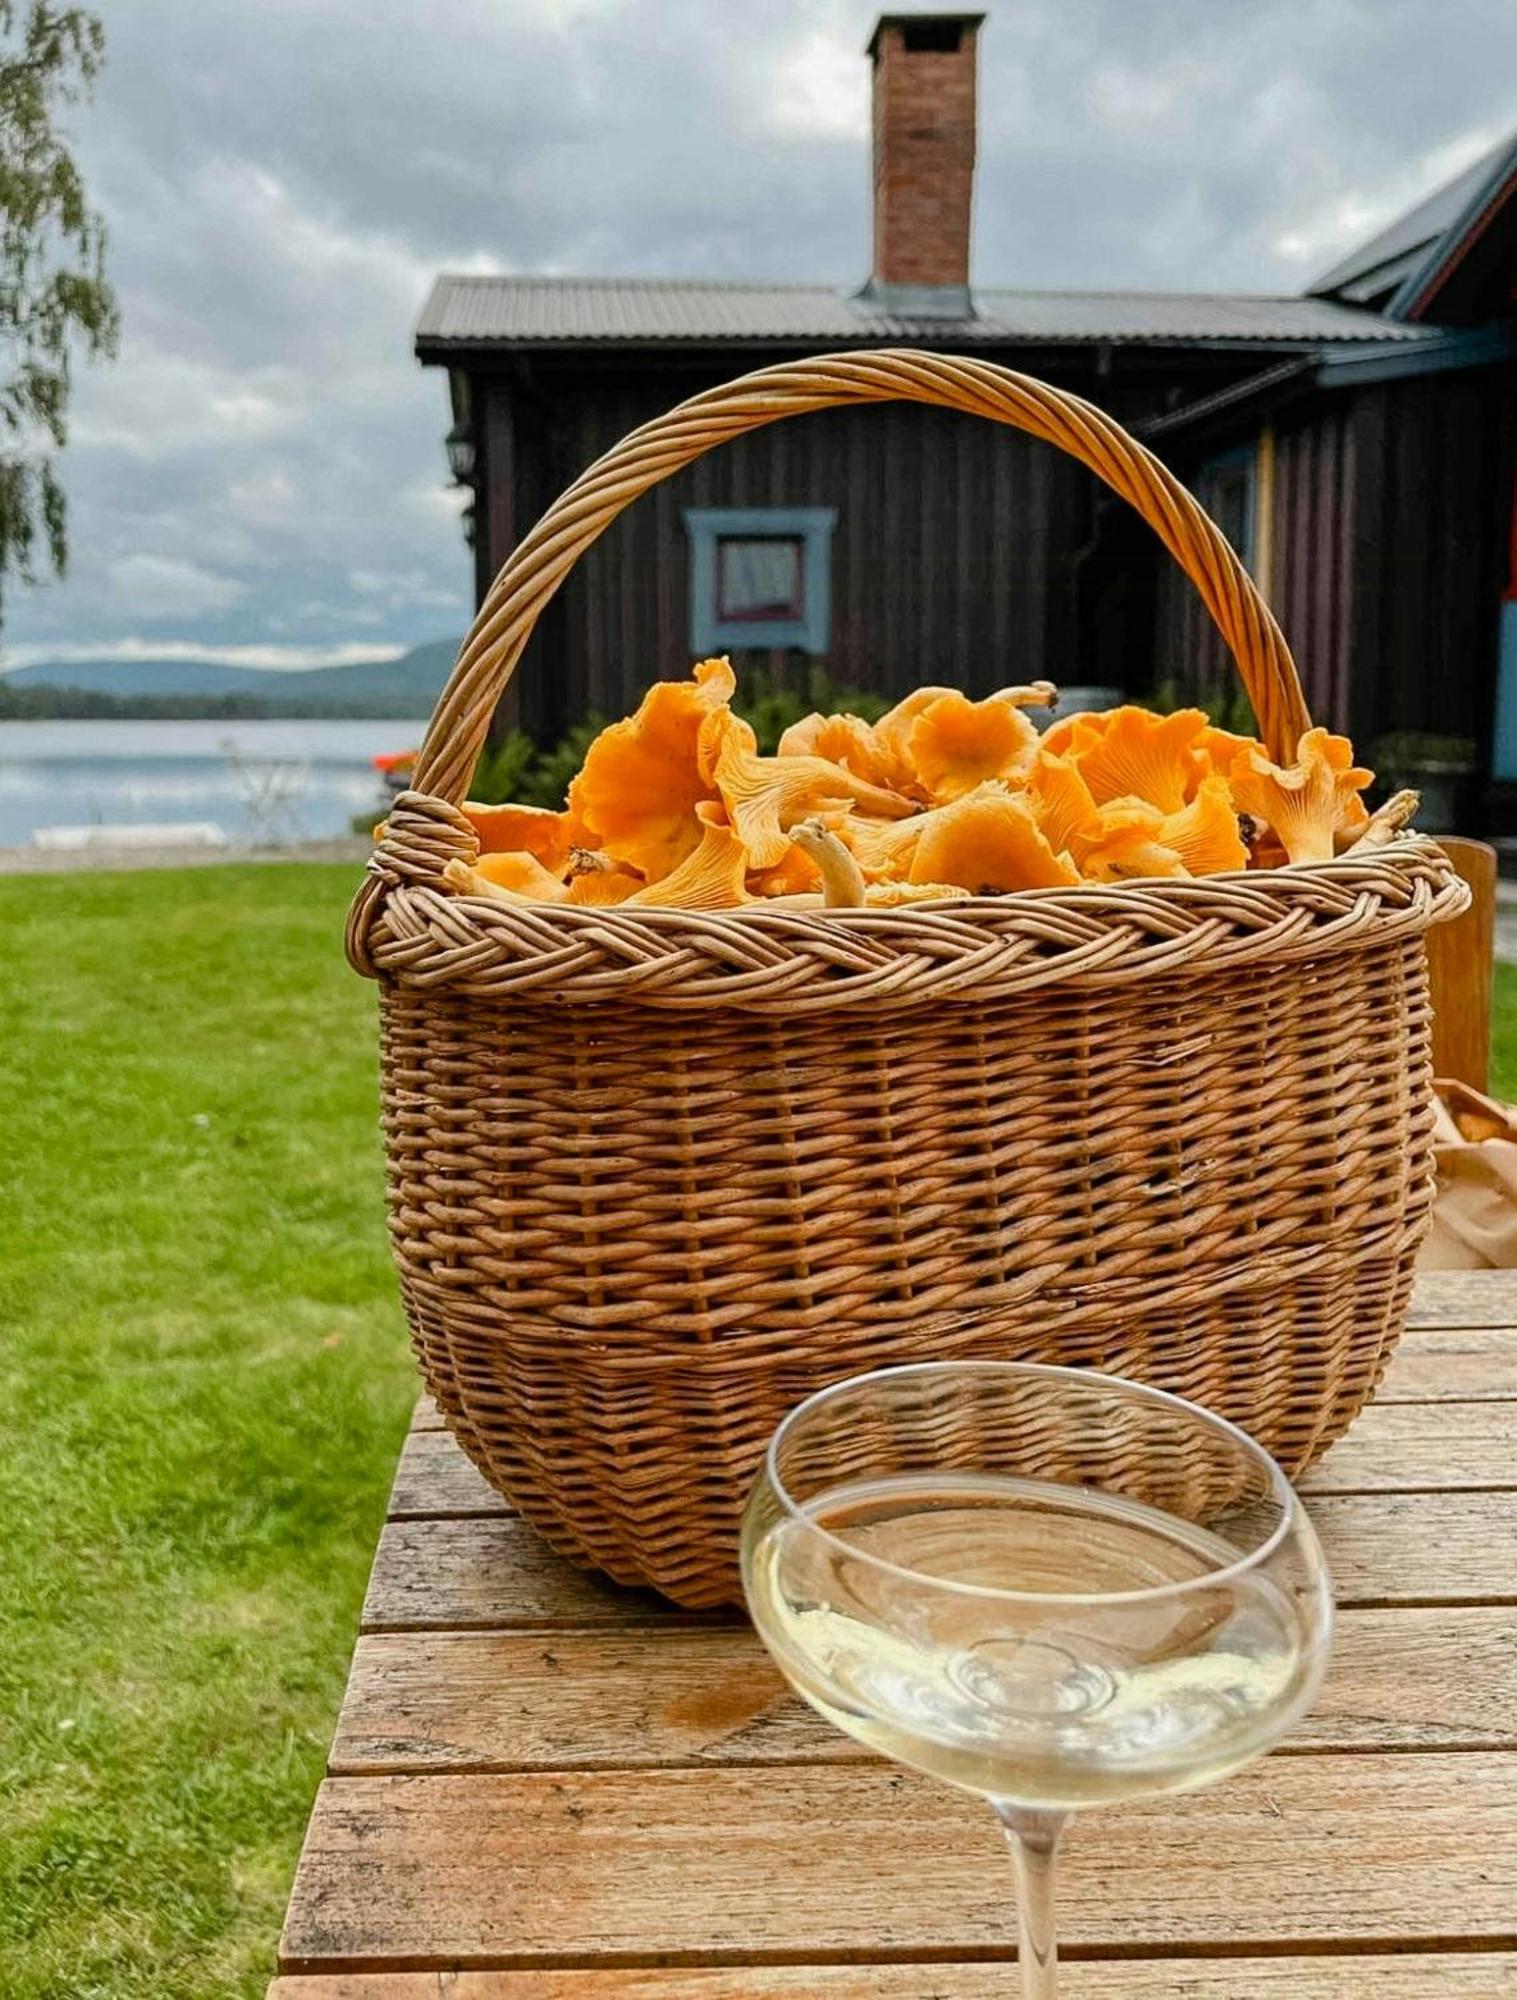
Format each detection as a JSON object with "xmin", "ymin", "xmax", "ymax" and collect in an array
[{"xmin": 269, "ymin": 1271, "xmax": 1517, "ymax": 1998}]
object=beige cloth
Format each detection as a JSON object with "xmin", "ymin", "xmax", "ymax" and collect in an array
[{"xmin": 1421, "ymin": 1079, "xmax": 1517, "ymax": 1269}]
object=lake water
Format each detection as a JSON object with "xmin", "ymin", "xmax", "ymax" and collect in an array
[{"xmin": 0, "ymin": 718, "xmax": 433, "ymax": 847}]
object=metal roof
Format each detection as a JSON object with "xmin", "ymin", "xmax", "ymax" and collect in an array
[
  {"xmin": 1309, "ymin": 133, "xmax": 1517, "ymax": 310},
  {"xmin": 416, "ymin": 275, "xmax": 1438, "ymax": 353}
]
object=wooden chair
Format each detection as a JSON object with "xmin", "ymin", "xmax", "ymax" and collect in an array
[{"xmin": 1428, "ymin": 837, "xmax": 1497, "ymax": 1090}]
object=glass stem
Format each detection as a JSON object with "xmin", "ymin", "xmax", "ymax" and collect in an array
[{"xmin": 995, "ymin": 1804, "xmax": 1067, "ymax": 2000}]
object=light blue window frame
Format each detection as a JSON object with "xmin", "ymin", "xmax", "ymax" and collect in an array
[{"xmin": 684, "ymin": 506, "xmax": 837, "ymax": 654}]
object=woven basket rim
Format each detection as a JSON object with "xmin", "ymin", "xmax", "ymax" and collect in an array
[
  {"xmin": 357, "ymin": 828, "xmax": 1468, "ymax": 1012},
  {"xmin": 429, "ymin": 828, "xmax": 1449, "ymax": 926}
]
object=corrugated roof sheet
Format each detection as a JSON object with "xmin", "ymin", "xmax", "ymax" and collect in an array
[
  {"xmin": 1310, "ymin": 137, "xmax": 1516, "ymax": 303},
  {"xmin": 415, "ymin": 275, "xmax": 1438, "ymax": 351}
]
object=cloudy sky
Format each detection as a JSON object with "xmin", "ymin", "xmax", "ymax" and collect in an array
[{"xmin": 4, "ymin": 0, "xmax": 1515, "ymax": 670}]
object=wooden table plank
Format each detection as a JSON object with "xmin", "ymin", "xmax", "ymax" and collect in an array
[
  {"xmin": 330, "ymin": 1604, "xmax": 1517, "ymax": 1776},
  {"xmin": 392, "ymin": 1396, "xmax": 1517, "ymax": 1522},
  {"xmin": 268, "ymin": 1955, "xmax": 1517, "ymax": 1998},
  {"xmin": 1302, "ymin": 1398, "xmax": 1517, "ymax": 1489},
  {"xmin": 1406, "ymin": 1269, "xmax": 1517, "ymax": 1327},
  {"xmin": 389, "ymin": 1428, "xmax": 501, "ymax": 1516},
  {"xmin": 359, "ymin": 1519, "xmax": 718, "ymax": 1634},
  {"xmin": 1308, "ymin": 1490, "xmax": 1517, "ymax": 1602},
  {"xmin": 279, "ymin": 1754, "xmax": 1517, "ymax": 1970},
  {"xmin": 1376, "ymin": 1323, "xmax": 1517, "ymax": 1401},
  {"xmin": 359, "ymin": 1490, "xmax": 1517, "ymax": 1634}
]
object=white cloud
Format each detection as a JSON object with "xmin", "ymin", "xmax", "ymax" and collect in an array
[
  {"xmin": 768, "ymin": 26, "xmax": 867, "ymax": 141},
  {"xmin": 105, "ymin": 555, "xmax": 251, "ymax": 619},
  {"xmin": 1271, "ymin": 121, "xmax": 1510, "ymax": 272},
  {"xmin": 4, "ymin": 0, "xmax": 1517, "ymax": 668}
]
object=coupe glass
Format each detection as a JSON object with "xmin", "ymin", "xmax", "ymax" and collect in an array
[{"xmin": 741, "ymin": 1361, "xmax": 1333, "ymax": 1998}]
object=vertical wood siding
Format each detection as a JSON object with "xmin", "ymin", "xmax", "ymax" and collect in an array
[
  {"xmin": 486, "ymin": 370, "xmax": 1134, "ymax": 740},
  {"xmin": 1344, "ymin": 370, "xmax": 1515, "ymax": 753},
  {"xmin": 1153, "ymin": 365, "xmax": 1515, "ymax": 760}
]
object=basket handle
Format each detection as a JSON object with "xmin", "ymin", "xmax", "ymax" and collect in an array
[{"xmin": 410, "ymin": 348, "xmax": 1311, "ymax": 804}]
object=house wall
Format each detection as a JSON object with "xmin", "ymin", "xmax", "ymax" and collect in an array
[
  {"xmin": 1341, "ymin": 366, "xmax": 1514, "ymax": 754},
  {"xmin": 1154, "ymin": 364, "xmax": 1517, "ymax": 762},
  {"xmin": 473, "ymin": 355, "xmax": 1225, "ymax": 742}
]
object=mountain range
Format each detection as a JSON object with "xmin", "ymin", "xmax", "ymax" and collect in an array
[{"xmin": 1, "ymin": 637, "xmax": 461, "ymax": 714}]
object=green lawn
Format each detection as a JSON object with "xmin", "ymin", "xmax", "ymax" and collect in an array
[
  {"xmin": 1493, "ymin": 961, "xmax": 1517, "ymax": 1100},
  {"xmin": 0, "ymin": 865, "xmax": 414, "ymax": 2000}
]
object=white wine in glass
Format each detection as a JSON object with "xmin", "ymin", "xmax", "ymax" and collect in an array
[{"xmin": 741, "ymin": 1363, "xmax": 1334, "ymax": 1998}]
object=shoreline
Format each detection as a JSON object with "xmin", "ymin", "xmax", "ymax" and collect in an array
[{"xmin": 0, "ymin": 835, "xmax": 370, "ymax": 875}]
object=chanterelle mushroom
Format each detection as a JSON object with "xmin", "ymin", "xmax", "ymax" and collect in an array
[{"xmin": 1230, "ymin": 728, "xmax": 1373, "ymax": 865}]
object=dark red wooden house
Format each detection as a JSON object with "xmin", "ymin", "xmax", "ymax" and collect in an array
[{"xmin": 416, "ymin": 11, "xmax": 1517, "ymax": 817}]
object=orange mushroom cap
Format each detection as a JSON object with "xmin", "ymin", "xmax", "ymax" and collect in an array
[
  {"xmin": 471, "ymin": 849, "xmax": 571, "ymax": 900},
  {"xmin": 1230, "ymin": 727, "xmax": 1373, "ymax": 866},
  {"xmin": 776, "ymin": 711, "xmax": 900, "ymax": 791},
  {"xmin": 1025, "ymin": 754, "xmax": 1208, "ymax": 878},
  {"xmin": 1156, "ymin": 772, "xmax": 1249, "ymax": 875},
  {"xmin": 566, "ymin": 656, "xmax": 736, "ymax": 879},
  {"xmin": 834, "ymin": 814, "xmax": 923, "ymax": 883},
  {"xmin": 748, "ymin": 842, "xmax": 823, "ymax": 897},
  {"xmin": 441, "ymin": 858, "xmax": 543, "ymax": 904},
  {"xmin": 1067, "ymin": 706, "xmax": 1211, "ymax": 814},
  {"xmin": 904, "ymin": 687, "xmax": 1045, "ymax": 804},
  {"xmin": 626, "ymin": 801, "xmax": 751, "ymax": 909},
  {"xmin": 710, "ymin": 714, "xmax": 914, "ymax": 870},
  {"xmin": 1066, "ymin": 794, "xmax": 1186, "ymax": 881},
  {"xmin": 1025, "ymin": 752, "xmax": 1102, "ymax": 860},
  {"xmin": 461, "ymin": 800, "xmax": 578, "ymax": 867},
  {"xmin": 563, "ymin": 856, "xmax": 644, "ymax": 905},
  {"xmin": 908, "ymin": 785, "xmax": 1080, "ymax": 892}
]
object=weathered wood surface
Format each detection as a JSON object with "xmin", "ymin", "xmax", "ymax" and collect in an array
[
  {"xmin": 361, "ymin": 1518, "xmax": 726, "ymax": 1633},
  {"xmin": 360, "ymin": 1489, "xmax": 1517, "ymax": 1634},
  {"xmin": 1404, "ymin": 1268, "xmax": 1517, "ymax": 1329},
  {"xmin": 274, "ymin": 1273, "xmax": 1517, "ymax": 1993},
  {"xmin": 331, "ymin": 1604, "xmax": 1517, "ymax": 1776},
  {"xmin": 280, "ymin": 1754, "xmax": 1517, "ymax": 1968},
  {"xmin": 268, "ymin": 1957, "xmax": 1517, "ymax": 1998},
  {"xmin": 1374, "ymin": 1322, "xmax": 1517, "ymax": 1399}
]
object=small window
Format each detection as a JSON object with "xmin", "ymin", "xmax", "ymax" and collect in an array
[
  {"xmin": 717, "ymin": 535, "xmax": 804, "ymax": 623},
  {"xmin": 684, "ymin": 507, "xmax": 837, "ymax": 654},
  {"xmin": 1198, "ymin": 446, "xmax": 1257, "ymax": 573}
]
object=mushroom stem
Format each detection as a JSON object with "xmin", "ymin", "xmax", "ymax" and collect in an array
[
  {"xmin": 995, "ymin": 679, "xmax": 1059, "ymax": 712},
  {"xmin": 788, "ymin": 817, "xmax": 867, "ymax": 907},
  {"xmin": 1343, "ymin": 789, "xmax": 1420, "ymax": 852}
]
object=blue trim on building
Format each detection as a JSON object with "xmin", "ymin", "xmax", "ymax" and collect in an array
[
  {"xmin": 683, "ymin": 507, "xmax": 838, "ymax": 654},
  {"xmin": 1313, "ymin": 323, "xmax": 1514, "ymax": 388}
]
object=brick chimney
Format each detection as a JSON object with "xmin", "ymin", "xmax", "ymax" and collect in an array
[{"xmin": 862, "ymin": 12, "xmax": 983, "ymax": 318}]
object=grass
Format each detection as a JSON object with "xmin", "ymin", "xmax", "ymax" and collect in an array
[
  {"xmin": 1492, "ymin": 962, "xmax": 1517, "ymax": 1100},
  {"xmin": 0, "ymin": 865, "xmax": 414, "ymax": 2000}
]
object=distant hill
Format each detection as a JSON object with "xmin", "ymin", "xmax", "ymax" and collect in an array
[{"xmin": 1, "ymin": 637, "xmax": 461, "ymax": 717}]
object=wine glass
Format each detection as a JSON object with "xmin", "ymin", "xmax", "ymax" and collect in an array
[{"xmin": 741, "ymin": 1361, "xmax": 1333, "ymax": 1999}]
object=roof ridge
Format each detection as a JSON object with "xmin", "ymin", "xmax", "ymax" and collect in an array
[
  {"xmin": 435, "ymin": 273, "xmax": 845, "ymax": 294},
  {"xmin": 434, "ymin": 271, "xmax": 1411, "ymax": 311}
]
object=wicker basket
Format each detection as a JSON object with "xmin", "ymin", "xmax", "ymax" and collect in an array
[{"xmin": 348, "ymin": 349, "xmax": 1467, "ymax": 1608}]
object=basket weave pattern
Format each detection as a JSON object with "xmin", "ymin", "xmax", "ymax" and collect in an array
[{"xmin": 350, "ymin": 350, "xmax": 1466, "ymax": 1607}]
